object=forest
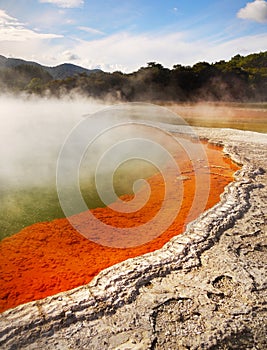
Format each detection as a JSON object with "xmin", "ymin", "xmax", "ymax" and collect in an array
[{"xmin": 0, "ymin": 51, "xmax": 267, "ymax": 102}]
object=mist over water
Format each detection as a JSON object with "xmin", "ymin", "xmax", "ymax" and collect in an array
[
  {"xmin": 0, "ymin": 96, "xmax": 188, "ymax": 239},
  {"xmin": 0, "ymin": 95, "xmax": 112, "ymax": 238},
  {"xmin": 0, "ymin": 95, "xmax": 107, "ymax": 187},
  {"xmin": 1, "ymin": 95, "xmax": 265, "ymax": 240}
]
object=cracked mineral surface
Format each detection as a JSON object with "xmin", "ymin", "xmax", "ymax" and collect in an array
[{"xmin": 0, "ymin": 127, "xmax": 266, "ymax": 350}]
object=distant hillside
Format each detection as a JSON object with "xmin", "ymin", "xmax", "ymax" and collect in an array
[
  {"xmin": 0, "ymin": 55, "xmax": 100, "ymax": 79},
  {"xmin": 45, "ymin": 63, "xmax": 100, "ymax": 80},
  {"xmin": 0, "ymin": 52, "xmax": 266, "ymax": 102}
]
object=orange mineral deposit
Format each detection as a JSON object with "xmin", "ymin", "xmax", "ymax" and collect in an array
[{"xmin": 0, "ymin": 142, "xmax": 239, "ymax": 313}]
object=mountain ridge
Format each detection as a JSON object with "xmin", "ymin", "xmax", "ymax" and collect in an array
[{"xmin": 0, "ymin": 55, "xmax": 101, "ymax": 79}]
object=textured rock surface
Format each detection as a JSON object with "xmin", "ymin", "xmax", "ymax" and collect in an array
[{"xmin": 0, "ymin": 127, "xmax": 266, "ymax": 350}]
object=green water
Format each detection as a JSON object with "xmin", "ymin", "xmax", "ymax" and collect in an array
[
  {"xmin": 0, "ymin": 160, "xmax": 157, "ymax": 240},
  {"xmin": 0, "ymin": 187, "xmax": 64, "ymax": 239}
]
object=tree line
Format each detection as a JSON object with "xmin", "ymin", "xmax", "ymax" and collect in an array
[{"xmin": 0, "ymin": 52, "xmax": 267, "ymax": 102}]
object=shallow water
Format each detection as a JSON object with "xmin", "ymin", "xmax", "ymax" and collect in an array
[{"xmin": 167, "ymin": 103, "xmax": 267, "ymax": 133}]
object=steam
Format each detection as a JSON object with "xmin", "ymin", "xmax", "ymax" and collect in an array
[
  {"xmin": 1, "ymin": 93, "xmax": 264, "ymax": 244},
  {"xmin": 0, "ymin": 96, "xmax": 190, "ymax": 239},
  {"xmin": 0, "ymin": 94, "xmax": 107, "ymax": 188},
  {"xmin": 0, "ymin": 95, "xmax": 112, "ymax": 238}
]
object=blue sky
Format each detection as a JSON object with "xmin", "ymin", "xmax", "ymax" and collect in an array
[{"xmin": 0, "ymin": 0, "xmax": 267, "ymax": 72}]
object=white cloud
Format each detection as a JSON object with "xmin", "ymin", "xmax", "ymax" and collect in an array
[
  {"xmin": 0, "ymin": 9, "xmax": 16, "ymax": 22},
  {"xmin": 237, "ymin": 0, "xmax": 267, "ymax": 23},
  {"xmin": 0, "ymin": 9, "xmax": 62, "ymax": 41},
  {"xmin": 67, "ymin": 31, "xmax": 267, "ymax": 72},
  {"xmin": 0, "ymin": 9, "xmax": 24, "ymax": 28},
  {"xmin": 78, "ymin": 26, "xmax": 105, "ymax": 35},
  {"xmin": 1, "ymin": 21, "xmax": 267, "ymax": 72},
  {"xmin": 202, "ymin": 32, "xmax": 267, "ymax": 61},
  {"xmin": 62, "ymin": 50, "xmax": 80, "ymax": 61},
  {"xmin": 39, "ymin": 0, "xmax": 84, "ymax": 8}
]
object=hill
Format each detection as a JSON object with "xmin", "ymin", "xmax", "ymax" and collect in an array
[
  {"xmin": 45, "ymin": 63, "xmax": 100, "ymax": 80},
  {"xmin": 0, "ymin": 55, "xmax": 100, "ymax": 82}
]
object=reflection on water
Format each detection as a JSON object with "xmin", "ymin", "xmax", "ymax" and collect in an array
[
  {"xmin": 184, "ymin": 118, "xmax": 267, "ymax": 133},
  {"xmin": 167, "ymin": 103, "xmax": 267, "ymax": 133}
]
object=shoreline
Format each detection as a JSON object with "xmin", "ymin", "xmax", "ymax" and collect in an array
[{"xmin": 0, "ymin": 127, "xmax": 266, "ymax": 349}]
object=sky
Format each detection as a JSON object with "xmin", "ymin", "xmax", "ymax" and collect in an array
[{"xmin": 0, "ymin": 0, "xmax": 267, "ymax": 72}]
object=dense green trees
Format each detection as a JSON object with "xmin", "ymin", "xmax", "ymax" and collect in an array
[{"xmin": 0, "ymin": 51, "xmax": 266, "ymax": 101}]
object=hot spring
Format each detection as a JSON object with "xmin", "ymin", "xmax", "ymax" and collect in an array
[{"xmin": 0, "ymin": 98, "xmax": 240, "ymax": 312}]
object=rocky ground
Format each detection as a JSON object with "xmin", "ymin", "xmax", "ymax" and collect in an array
[{"xmin": 0, "ymin": 127, "xmax": 266, "ymax": 350}]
